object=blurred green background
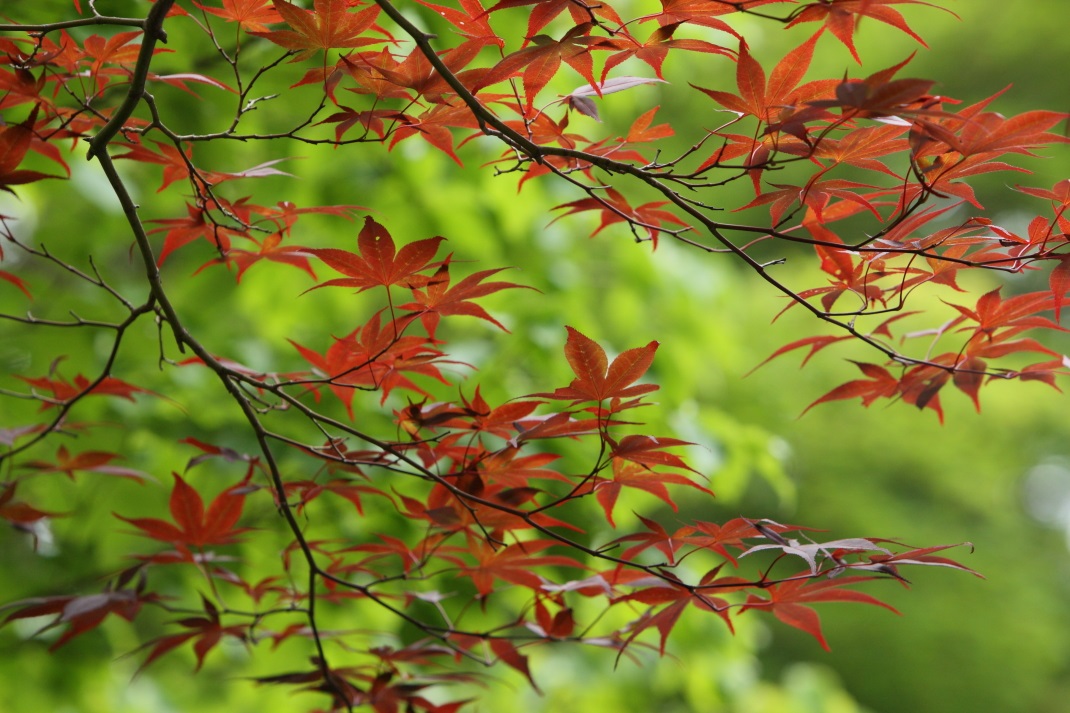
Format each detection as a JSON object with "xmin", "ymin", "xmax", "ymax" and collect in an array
[{"xmin": 1, "ymin": 1, "xmax": 1069, "ymax": 712}]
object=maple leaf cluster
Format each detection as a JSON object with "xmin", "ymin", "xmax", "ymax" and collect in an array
[
  {"xmin": 3, "ymin": 208, "xmax": 976, "ymax": 709},
  {"xmin": 3, "ymin": 0, "xmax": 1064, "ymax": 412},
  {"xmin": 0, "ymin": 0, "xmax": 1060, "ymax": 710},
  {"xmin": 234, "ymin": 0, "xmax": 1069, "ymax": 417}
]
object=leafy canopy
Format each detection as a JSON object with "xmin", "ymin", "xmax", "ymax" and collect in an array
[{"xmin": 1, "ymin": 0, "xmax": 1063, "ymax": 711}]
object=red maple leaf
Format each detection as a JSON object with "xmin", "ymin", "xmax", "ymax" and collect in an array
[
  {"xmin": 19, "ymin": 372, "xmax": 156, "ymax": 409},
  {"xmin": 199, "ymin": 230, "xmax": 317, "ymax": 281},
  {"xmin": 786, "ymin": 0, "xmax": 939, "ymax": 64},
  {"xmin": 304, "ymin": 216, "xmax": 445, "ymax": 291},
  {"xmin": 534, "ymin": 326, "xmax": 659, "ymax": 405},
  {"xmin": 192, "ymin": 0, "xmax": 282, "ymax": 32},
  {"xmin": 148, "ymin": 203, "xmax": 234, "ymax": 264},
  {"xmin": 694, "ymin": 31, "xmax": 835, "ymax": 123},
  {"xmin": 483, "ymin": 25, "xmax": 601, "ymax": 109},
  {"xmin": 399, "ymin": 263, "xmax": 530, "ymax": 337},
  {"xmin": 0, "ymin": 107, "xmax": 63, "ymax": 194},
  {"xmin": 3, "ymin": 587, "xmax": 155, "ymax": 651},
  {"xmin": 552, "ymin": 187, "xmax": 689, "ymax": 247},
  {"xmin": 137, "ymin": 596, "xmax": 248, "ymax": 672},
  {"xmin": 741, "ymin": 575, "xmax": 898, "ymax": 650},
  {"xmin": 443, "ymin": 539, "xmax": 585, "ymax": 596},
  {"xmin": 682, "ymin": 517, "xmax": 794, "ymax": 566},
  {"xmin": 116, "ymin": 473, "xmax": 253, "ymax": 548},
  {"xmin": 289, "ymin": 311, "xmax": 452, "ymax": 412},
  {"xmin": 21, "ymin": 445, "xmax": 153, "ymax": 481},
  {"xmin": 599, "ymin": 23, "xmax": 734, "ymax": 81},
  {"xmin": 0, "ymin": 481, "xmax": 63, "ymax": 527},
  {"xmin": 486, "ymin": 0, "xmax": 622, "ymax": 39},
  {"xmin": 594, "ymin": 457, "xmax": 708, "ymax": 527},
  {"xmin": 615, "ymin": 571, "xmax": 735, "ymax": 653},
  {"xmin": 250, "ymin": 0, "xmax": 389, "ymax": 60},
  {"xmin": 0, "ymin": 269, "xmax": 31, "ymax": 298}
]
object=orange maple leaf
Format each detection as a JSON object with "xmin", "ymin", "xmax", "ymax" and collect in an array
[{"xmin": 250, "ymin": 0, "xmax": 389, "ymax": 60}]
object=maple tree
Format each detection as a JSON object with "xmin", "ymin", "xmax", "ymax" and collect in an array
[{"xmin": 0, "ymin": 1, "xmax": 1065, "ymax": 711}]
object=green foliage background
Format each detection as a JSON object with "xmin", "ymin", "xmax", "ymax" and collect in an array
[{"xmin": 1, "ymin": 2, "xmax": 1069, "ymax": 712}]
